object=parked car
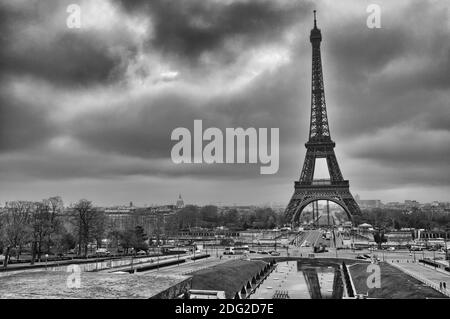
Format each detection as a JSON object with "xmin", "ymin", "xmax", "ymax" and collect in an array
[
  {"xmin": 95, "ymin": 248, "xmax": 111, "ymax": 256},
  {"xmin": 270, "ymin": 251, "xmax": 281, "ymax": 256}
]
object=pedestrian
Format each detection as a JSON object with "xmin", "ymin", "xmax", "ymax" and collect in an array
[
  {"xmin": 440, "ymin": 282, "xmax": 443, "ymax": 290},
  {"xmin": 444, "ymin": 282, "xmax": 447, "ymax": 290}
]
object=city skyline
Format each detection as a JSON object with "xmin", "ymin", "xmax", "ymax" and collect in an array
[
  {"xmin": 1, "ymin": 193, "xmax": 448, "ymax": 208},
  {"xmin": 1, "ymin": 0, "xmax": 450, "ymax": 206}
]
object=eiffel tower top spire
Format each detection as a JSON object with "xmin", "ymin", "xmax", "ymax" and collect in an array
[
  {"xmin": 308, "ymin": 10, "xmax": 331, "ymax": 143},
  {"xmin": 313, "ymin": 10, "xmax": 317, "ymax": 28}
]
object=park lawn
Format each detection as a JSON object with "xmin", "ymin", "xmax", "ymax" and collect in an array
[
  {"xmin": 190, "ymin": 259, "xmax": 268, "ymax": 298},
  {"xmin": 349, "ymin": 262, "xmax": 447, "ymax": 299}
]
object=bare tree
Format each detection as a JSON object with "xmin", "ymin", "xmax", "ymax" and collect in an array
[
  {"xmin": 43, "ymin": 196, "xmax": 64, "ymax": 252},
  {"xmin": 28, "ymin": 199, "xmax": 60, "ymax": 263},
  {"xmin": 0, "ymin": 201, "xmax": 34, "ymax": 268},
  {"xmin": 29, "ymin": 202, "xmax": 48, "ymax": 264},
  {"xmin": 27, "ymin": 197, "xmax": 65, "ymax": 264},
  {"xmin": 72, "ymin": 199, "xmax": 104, "ymax": 257}
]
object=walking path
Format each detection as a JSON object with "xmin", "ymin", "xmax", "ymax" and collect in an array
[
  {"xmin": 108, "ymin": 255, "xmax": 229, "ymax": 276},
  {"xmin": 390, "ymin": 261, "xmax": 450, "ymax": 297}
]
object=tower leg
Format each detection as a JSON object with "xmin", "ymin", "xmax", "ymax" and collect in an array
[
  {"xmin": 312, "ymin": 202, "xmax": 315, "ymax": 226},
  {"xmin": 327, "ymin": 200, "xmax": 330, "ymax": 227}
]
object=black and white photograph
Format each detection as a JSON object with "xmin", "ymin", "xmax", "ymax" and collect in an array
[{"xmin": 0, "ymin": 0, "xmax": 449, "ymax": 307}]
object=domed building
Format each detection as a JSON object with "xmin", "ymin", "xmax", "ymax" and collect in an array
[{"xmin": 176, "ymin": 194, "xmax": 185, "ymax": 209}]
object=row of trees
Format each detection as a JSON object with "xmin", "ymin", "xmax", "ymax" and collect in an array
[
  {"xmin": 0, "ymin": 197, "xmax": 66, "ymax": 266},
  {"xmin": 2, "ymin": 200, "xmax": 284, "ymax": 265},
  {"xmin": 354, "ymin": 208, "xmax": 450, "ymax": 232},
  {"xmin": 0, "ymin": 197, "xmax": 161, "ymax": 268},
  {"xmin": 167, "ymin": 205, "xmax": 286, "ymax": 231},
  {"xmin": 0, "ymin": 198, "xmax": 110, "ymax": 267}
]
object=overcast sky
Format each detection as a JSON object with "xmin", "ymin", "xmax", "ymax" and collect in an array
[{"xmin": 0, "ymin": 0, "xmax": 449, "ymax": 206}]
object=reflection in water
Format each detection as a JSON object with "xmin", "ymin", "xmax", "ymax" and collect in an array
[{"xmin": 250, "ymin": 261, "xmax": 343, "ymax": 299}]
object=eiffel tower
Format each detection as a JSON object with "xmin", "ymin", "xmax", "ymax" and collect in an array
[{"xmin": 285, "ymin": 11, "xmax": 361, "ymax": 224}]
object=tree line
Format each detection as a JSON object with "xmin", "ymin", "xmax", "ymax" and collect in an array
[
  {"xmin": 165, "ymin": 205, "xmax": 287, "ymax": 232},
  {"xmin": 0, "ymin": 198, "xmax": 152, "ymax": 268},
  {"xmin": 353, "ymin": 207, "xmax": 450, "ymax": 232},
  {"xmin": 0, "ymin": 197, "xmax": 66, "ymax": 266},
  {"xmin": 0, "ymin": 200, "xmax": 287, "ymax": 267}
]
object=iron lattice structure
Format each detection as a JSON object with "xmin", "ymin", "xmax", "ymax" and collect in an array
[{"xmin": 285, "ymin": 11, "xmax": 361, "ymax": 224}]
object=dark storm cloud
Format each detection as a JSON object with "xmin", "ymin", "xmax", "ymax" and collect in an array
[
  {"xmin": 325, "ymin": 0, "xmax": 450, "ymax": 88},
  {"xmin": 327, "ymin": 27, "xmax": 410, "ymax": 83},
  {"xmin": 320, "ymin": 1, "xmax": 450, "ymax": 141},
  {"xmin": 346, "ymin": 125, "xmax": 450, "ymax": 167},
  {"xmin": 0, "ymin": 86, "xmax": 57, "ymax": 152},
  {"xmin": 339, "ymin": 158, "xmax": 450, "ymax": 190},
  {"xmin": 1, "ymin": 0, "xmax": 449, "ymax": 203},
  {"xmin": 0, "ymin": 150, "xmax": 266, "ymax": 181},
  {"xmin": 69, "ymin": 59, "xmax": 308, "ymax": 163},
  {"xmin": 0, "ymin": 32, "xmax": 124, "ymax": 86},
  {"xmin": 116, "ymin": 0, "xmax": 313, "ymax": 64},
  {"xmin": 69, "ymin": 92, "xmax": 203, "ymax": 159},
  {"xmin": 0, "ymin": 0, "xmax": 137, "ymax": 87}
]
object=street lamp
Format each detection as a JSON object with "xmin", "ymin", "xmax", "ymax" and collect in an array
[
  {"xmin": 333, "ymin": 230, "xmax": 338, "ymax": 258},
  {"xmin": 215, "ymin": 235, "xmax": 219, "ymax": 258},
  {"xmin": 131, "ymin": 255, "xmax": 134, "ymax": 273},
  {"xmin": 433, "ymin": 249, "xmax": 436, "ymax": 270},
  {"xmin": 445, "ymin": 227, "xmax": 450, "ymax": 268}
]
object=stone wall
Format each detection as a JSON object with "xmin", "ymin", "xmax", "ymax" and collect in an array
[
  {"xmin": 151, "ymin": 277, "xmax": 192, "ymax": 299},
  {"xmin": 48, "ymin": 255, "xmax": 180, "ymax": 272}
]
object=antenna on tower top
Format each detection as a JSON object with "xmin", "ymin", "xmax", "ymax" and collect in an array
[{"xmin": 313, "ymin": 10, "xmax": 317, "ymax": 28}]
